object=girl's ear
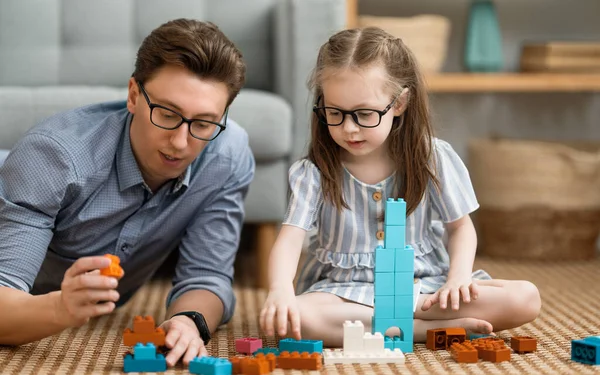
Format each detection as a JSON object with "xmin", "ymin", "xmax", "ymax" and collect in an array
[{"xmin": 393, "ymin": 87, "xmax": 409, "ymax": 116}]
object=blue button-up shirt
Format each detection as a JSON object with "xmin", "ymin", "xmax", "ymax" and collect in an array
[{"xmin": 0, "ymin": 101, "xmax": 255, "ymax": 323}]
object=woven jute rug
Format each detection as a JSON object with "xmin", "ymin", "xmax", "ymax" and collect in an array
[{"xmin": 1, "ymin": 257, "xmax": 600, "ymax": 374}]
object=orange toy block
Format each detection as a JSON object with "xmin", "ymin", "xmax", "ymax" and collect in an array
[
  {"xmin": 426, "ymin": 329, "xmax": 447, "ymax": 350},
  {"xmin": 450, "ymin": 341, "xmax": 478, "ymax": 363},
  {"xmin": 445, "ymin": 328, "xmax": 467, "ymax": 347},
  {"xmin": 254, "ymin": 353, "xmax": 276, "ymax": 372},
  {"xmin": 277, "ymin": 351, "xmax": 322, "ymax": 371},
  {"xmin": 230, "ymin": 356, "xmax": 270, "ymax": 375},
  {"xmin": 511, "ymin": 336, "xmax": 537, "ymax": 353},
  {"xmin": 472, "ymin": 339, "xmax": 510, "ymax": 362},
  {"xmin": 100, "ymin": 254, "xmax": 124, "ymax": 279},
  {"xmin": 123, "ymin": 315, "xmax": 165, "ymax": 346}
]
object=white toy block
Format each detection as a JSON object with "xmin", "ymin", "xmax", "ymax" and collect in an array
[
  {"xmin": 343, "ymin": 320, "xmax": 364, "ymax": 353},
  {"xmin": 363, "ymin": 332, "xmax": 384, "ymax": 353},
  {"xmin": 323, "ymin": 348, "xmax": 405, "ymax": 365}
]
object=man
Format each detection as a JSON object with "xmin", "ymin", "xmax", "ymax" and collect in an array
[{"xmin": 0, "ymin": 19, "xmax": 254, "ymax": 367}]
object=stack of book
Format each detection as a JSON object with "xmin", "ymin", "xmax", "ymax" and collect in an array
[{"xmin": 520, "ymin": 42, "xmax": 600, "ymax": 73}]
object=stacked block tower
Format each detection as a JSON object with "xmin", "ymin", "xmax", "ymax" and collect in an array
[{"xmin": 372, "ymin": 198, "xmax": 414, "ymax": 353}]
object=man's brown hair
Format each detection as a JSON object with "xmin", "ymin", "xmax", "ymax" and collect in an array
[{"xmin": 133, "ymin": 19, "xmax": 246, "ymax": 106}]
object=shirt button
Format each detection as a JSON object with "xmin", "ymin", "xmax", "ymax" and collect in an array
[
  {"xmin": 372, "ymin": 191, "xmax": 382, "ymax": 201},
  {"xmin": 121, "ymin": 244, "xmax": 129, "ymax": 252},
  {"xmin": 376, "ymin": 230, "xmax": 384, "ymax": 240}
]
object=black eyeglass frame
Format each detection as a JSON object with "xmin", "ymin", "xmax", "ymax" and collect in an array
[
  {"xmin": 312, "ymin": 95, "xmax": 399, "ymax": 128},
  {"xmin": 137, "ymin": 81, "xmax": 227, "ymax": 141}
]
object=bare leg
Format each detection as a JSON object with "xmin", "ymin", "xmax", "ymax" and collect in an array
[
  {"xmin": 295, "ymin": 292, "xmax": 496, "ymax": 346},
  {"xmin": 415, "ymin": 279, "xmax": 541, "ymax": 332}
]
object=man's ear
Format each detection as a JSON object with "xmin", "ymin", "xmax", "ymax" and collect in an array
[
  {"xmin": 126, "ymin": 77, "xmax": 138, "ymax": 114},
  {"xmin": 393, "ymin": 87, "xmax": 409, "ymax": 116}
]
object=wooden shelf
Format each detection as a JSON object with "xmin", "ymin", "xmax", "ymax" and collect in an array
[{"xmin": 425, "ymin": 73, "xmax": 600, "ymax": 93}]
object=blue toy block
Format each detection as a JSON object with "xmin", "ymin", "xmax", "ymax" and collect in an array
[
  {"xmin": 393, "ymin": 338, "xmax": 414, "ymax": 353},
  {"xmin": 374, "ymin": 295, "xmax": 394, "ymax": 318},
  {"xmin": 394, "ymin": 272, "xmax": 414, "ymax": 295},
  {"xmin": 572, "ymin": 336, "xmax": 600, "ymax": 365},
  {"xmin": 124, "ymin": 353, "xmax": 167, "ymax": 373},
  {"xmin": 375, "ymin": 246, "xmax": 395, "ymax": 273},
  {"xmin": 468, "ymin": 333, "xmax": 494, "ymax": 340},
  {"xmin": 394, "ymin": 246, "xmax": 414, "ymax": 272},
  {"xmin": 394, "ymin": 295, "xmax": 413, "ymax": 318},
  {"xmin": 384, "ymin": 225, "xmax": 405, "ymax": 249},
  {"xmin": 384, "ymin": 198, "xmax": 406, "ymax": 226},
  {"xmin": 384, "ymin": 336, "xmax": 394, "ymax": 350},
  {"xmin": 279, "ymin": 338, "xmax": 323, "ymax": 354},
  {"xmin": 253, "ymin": 347, "xmax": 280, "ymax": 356},
  {"xmin": 374, "ymin": 272, "xmax": 394, "ymax": 296},
  {"xmin": 189, "ymin": 356, "xmax": 233, "ymax": 375},
  {"xmin": 372, "ymin": 317, "xmax": 413, "ymax": 354},
  {"xmin": 133, "ymin": 343, "xmax": 157, "ymax": 360}
]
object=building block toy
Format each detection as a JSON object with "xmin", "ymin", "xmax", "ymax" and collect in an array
[
  {"xmin": 343, "ymin": 321, "xmax": 365, "ymax": 353},
  {"xmin": 425, "ymin": 328, "xmax": 466, "ymax": 350},
  {"xmin": 278, "ymin": 338, "xmax": 323, "ymax": 354},
  {"xmin": 277, "ymin": 351, "xmax": 322, "ymax": 370},
  {"xmin": 235, "ymin": 337, "xmax": 262, "ymax": 354},
  {"xmin": 446, "ymin": 328, "xmax": 467, "ymax": 346},
  {"xmin": 571, "ymin": 336, "xmax": 600, "ymax": 365},
  {"xmin": 374, "ymin": 295, "xmax": 395, "ymax": 319},
  {"xmin": 472, "ymin": 338, "xmax": 510, "ymax": 362},
  {"xmin": 374, "ymin": 246, "xmax": 395, "ymax": 273},
  {"xmin": 363, "ymin": 332, "xmax": 384, "ymax": 353},
  {"xmin": 511, "ymin": 336, "xmax": 537, "ymax": 353},
  {"xmin": 384, "ymin": 225, "xmax": 405, "ymax": 249},
  {"xmin": 254, "ymin": 353, "xmax": 276, "ymax": 372},
  {"xmin": 323, "ymin": 348, "xmax": 405, "ymax": 364},
  {"xmin": 100, "ymin": 254, "xmax": 124, "ymax": 279},
  {"xmin": 123, "ymin": 315, "xmax": 166, "ymax": 346},
  {"xmin": 384, "ymin": 198, "xmax": 406, "ymax": 226},
  {"xmin": 394, "ymin": 246, "xmax": 414, "ymax": 273},
  {"xmin": 450, "ymin": 341, "xmax": 478, "ymax": 363},
  {"xmin": 468, "ymin": 333, "xmax": 494, "ymax": 340},
  {"xmin": 230, "ymin": 356, "xmax": 270, "ymax": 375},
  {"xmin": 253, "ymin": 347, "xmax": 279, "ymax": 356},
  {"xmin": 394, "ymin": 272, "xmax": 414, "ymax": 296},
  {"xmin": 123, "ymin": 343, "xmax": 166, "ymax": 373},
  {"xmin": 189, "ymin": 356, "xmax": 232, "ymax": 375},
  {"xmin": 374, "ymin": 272, "xmax": 394, "ymax": 296}
]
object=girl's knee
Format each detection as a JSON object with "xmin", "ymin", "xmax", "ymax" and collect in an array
[{"xmin": 512, "ymin": 281, "xmax": 541, "ymax": 322}]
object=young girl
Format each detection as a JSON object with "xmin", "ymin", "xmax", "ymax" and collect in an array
[{"xmin": 259, "ymin": 27, "xmax": 541, "ymax": 346}]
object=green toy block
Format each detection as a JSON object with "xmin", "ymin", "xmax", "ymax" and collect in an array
[
  {"xmin": 384, "ymin": 198, "xmax": 406, "ymax": 226},
  {"xmin": 394, "ymin": 272, "xmax": 414, "ymax": 295},
  {"xmin": 375, "ymin": 246, "xmax": 395, "ymax": 273},
  {"xmin": 375, "ymin": 272, "xmax": 394, "ymax": 296},
  {"xmin": 384, "ymin": 225, "xmax": 405, "ymax": 249}
]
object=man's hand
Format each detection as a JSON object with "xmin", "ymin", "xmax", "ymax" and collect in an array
[
  {"xmin": 56, "ymin": 256, "xmax": 121, "ymax": 327},
  {"xmin": 160, "ymin": 315, "xmax": 208, "ymax": 367}
]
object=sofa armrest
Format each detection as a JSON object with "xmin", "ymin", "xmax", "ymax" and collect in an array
[{"xmin": 274, "ymin": 0, "xmax": 347, "ymax": 161}]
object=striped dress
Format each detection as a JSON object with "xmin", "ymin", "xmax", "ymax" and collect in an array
[{"xmin": 283, "ymin": 138, "xmax": 491, "ymax": 307}]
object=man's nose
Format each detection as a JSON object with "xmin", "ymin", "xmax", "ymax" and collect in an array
[{"xmin": 169, "ymin": 122, "xmax": 190, "ymax": 150}]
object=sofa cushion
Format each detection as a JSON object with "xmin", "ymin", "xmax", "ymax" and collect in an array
[{"xmin": 0, "ymin": 87, "xmax": 291, "ymax": 161}]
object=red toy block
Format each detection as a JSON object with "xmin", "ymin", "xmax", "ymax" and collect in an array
[
  {"xmin": 277, "ymin": 351, "xmax": 322, "ymax": 370},
  {"xmin": 100, "ymin": 254, "xmax": 124, "ymax": 279},
  {"xmin": 450, "ymin": 341, "xmax": 478, "ymax": 363},
  {"xmin": 511, "ymin": 336, "xmax": 537, "ymax": 353},
  {"xmin": 426, "ymin": 329, "xmax": 447, "ymax": 350},
  {"xmin": 235, "ymin": 337, "xmax": 263, "ymax": 354},
  {"xmin": 445, "ymin": 328, "xmax": 467, "ymax": 347},
  {"xmin": 123, "ymin": 315, "xmax": 166, "ymax": 346}
]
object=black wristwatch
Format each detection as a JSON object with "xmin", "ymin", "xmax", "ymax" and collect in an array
[{"xmin": 171, "ymin": 311, "xmax": 211, "ymax": 345}]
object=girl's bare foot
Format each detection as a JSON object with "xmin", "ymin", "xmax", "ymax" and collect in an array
[{"xmin": 413, "ymin": 317, "xmax": 493, "ymax": 342}]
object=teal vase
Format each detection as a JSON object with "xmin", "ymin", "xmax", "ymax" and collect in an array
[{"xmin": 464, "ymin": 0, "xmax": 504, "ymax": 72}]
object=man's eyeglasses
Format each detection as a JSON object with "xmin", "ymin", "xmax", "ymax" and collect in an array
[
  {"xmin": 313, "ymin": 95, "xmax": 398, "ymax": 128},
  {"xmin": 137, "ymin": 81, "xmax": 227, "ymax": 141}
]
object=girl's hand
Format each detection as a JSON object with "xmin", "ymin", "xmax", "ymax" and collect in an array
[
  {"xmin": 421, "ymin": 277, "xmax": 479, "ymax": 311},
  {"xmin": 259, "ymin": 284, "xmax": 301, "ymax": 340}
]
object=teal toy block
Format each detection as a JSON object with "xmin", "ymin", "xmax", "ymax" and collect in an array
[
  {"xmin": 394, "ymin": 272, "xmax": 414, "ymax": 295},
  {"xmin": 253, "ymin": 347, "xmax": 280, "ymax": 356},
  {"xmin": 189, "ymin": 356, "xmax": 232, "ymax": 375},
  {"xmin": 394, "ymin": 339, "xmax": 414, "ymax": 354},
  {"xmin": 375, "ymin": 246, "xmax": 395, "ymax": 273},
  {"xmin": 372, "ymin": 317, "xmax": 413, "ymax": 353},
  {"xmin": 133, "ymin": 343, "xmax": 157, "ymax": 360},
  {"xmin": 375, "ymin": 272, "xmax": 394, "ymax": 296},
  {"xmin": 572, "ymin": 336, "xmax": 600, "ymax": 365},
  {"xmin": 123, "ymin": 353, "xmax": 167, "ymax": 373},
  {"xmin": 394, "ymin": 246, "xmax": 414, "ymax": 273},
  {"xmin": 279, "ymin": 338, "xmax": 323, "ymax": 354},
  {"xmin": 394, "ymin": 295, "xmax": 413, "ymax": 318},
  {"xmin": 384, "ymin": 198, "xmax": 406, "ymax": 226},
  {"xmin": 374, "ymin": 295, "xmax": 394, "ymax": 319},
  {"xmin": 384, "ymin": 225, "xmax": 405, "ymax": 249},
  {"xmin": 468, "ymin": 333, "xmax": 494, "ymax": 340},
  {"xmin": 384, "ymin": 336, "xmax": 394, "ymax": 350}
]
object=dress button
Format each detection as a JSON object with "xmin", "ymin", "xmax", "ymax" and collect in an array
[
  {"xmin": 376, "ymin": 230, "xmax": 384, "ymax": 240},
  {"xmin": 121, "ymin": 244, "xmax": 129, "ymax": 252},
  {"xmin": 372, "ymin": 191, "xmax": 382, "ymax": 201}
]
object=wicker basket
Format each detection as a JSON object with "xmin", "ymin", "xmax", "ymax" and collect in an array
[
  {"xmin": 357, "ymin": 15, "xmax": 451, "ymax": 73},
  {"xmin": 468, "ymin": 138, "xmax": 600, "ymax": 260}
]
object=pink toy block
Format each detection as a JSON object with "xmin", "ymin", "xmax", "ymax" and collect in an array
[{"xmin": 235, "ymin": 337, "xmax": 263, "ymax": 354}]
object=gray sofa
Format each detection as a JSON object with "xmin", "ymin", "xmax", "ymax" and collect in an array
[{"xmin": 0, "ymin": 0, "xmax": 346, "ymax": 288}]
